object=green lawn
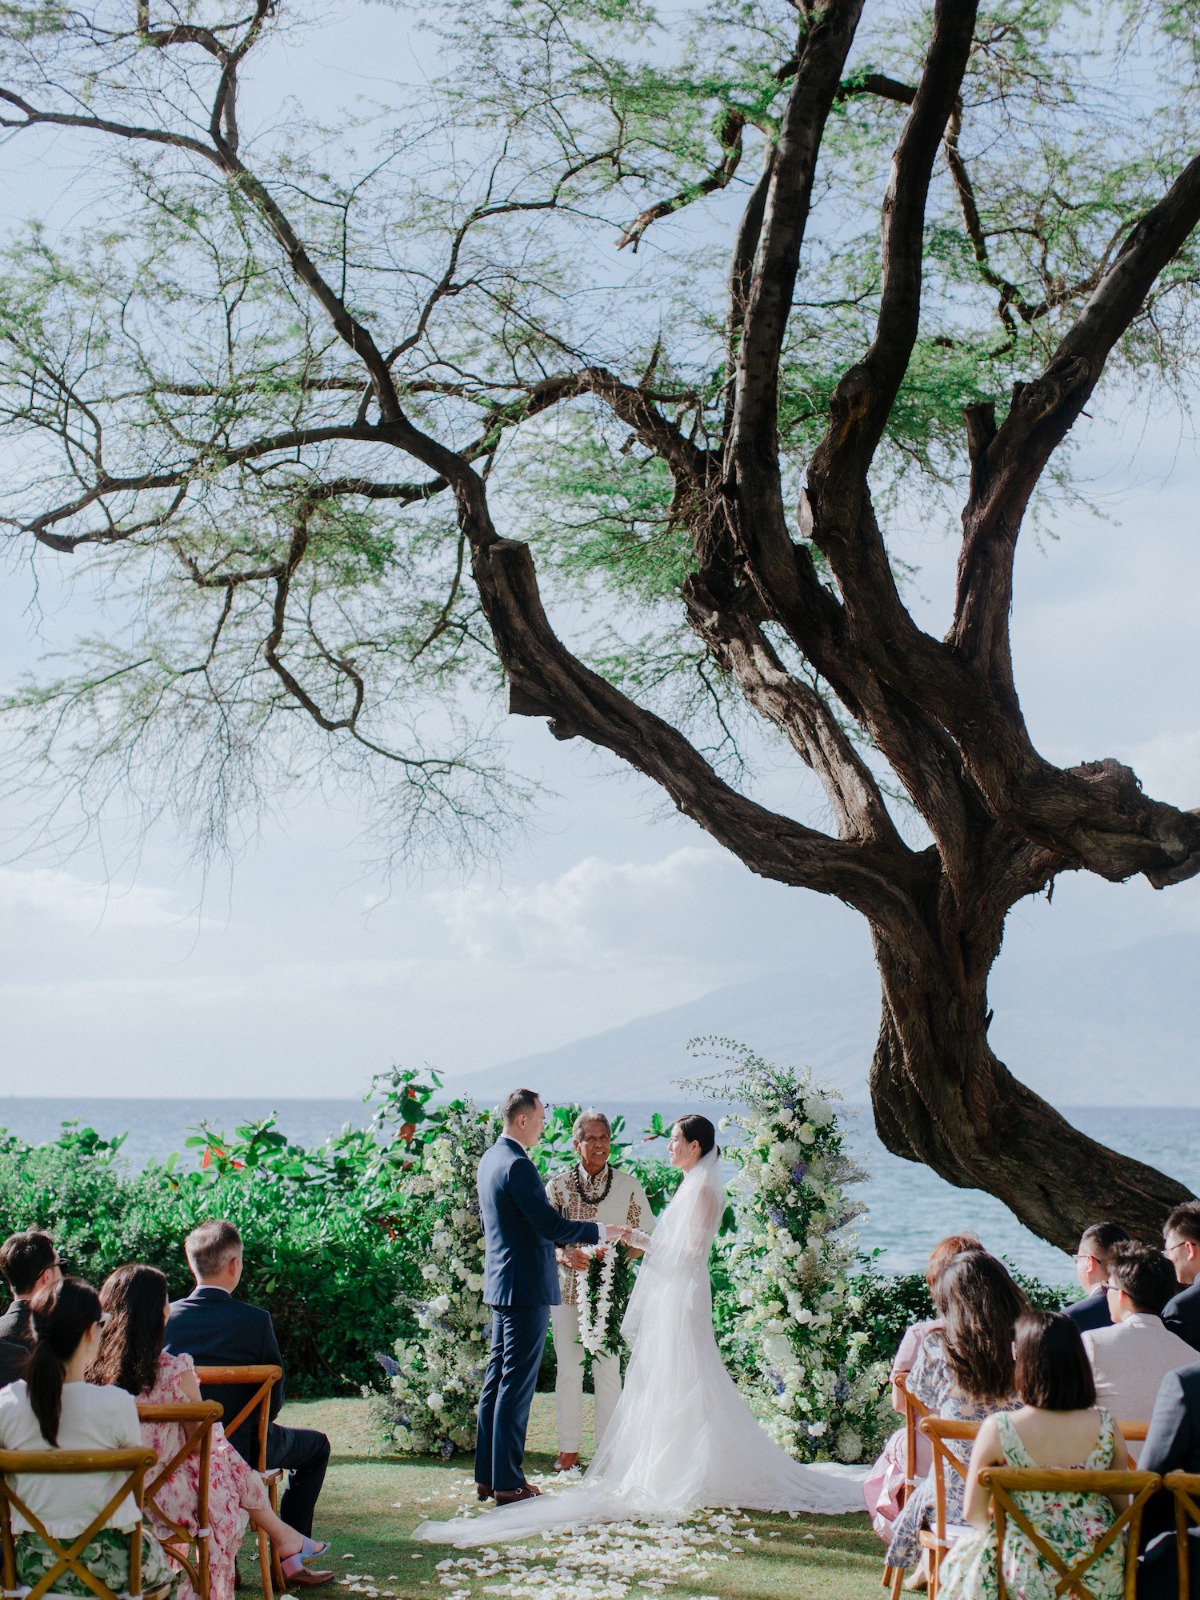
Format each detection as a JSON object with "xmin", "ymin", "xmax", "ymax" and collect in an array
[{"xmin": 274, "ymin": 1397, "xmax": 881, "ymax": 1600}]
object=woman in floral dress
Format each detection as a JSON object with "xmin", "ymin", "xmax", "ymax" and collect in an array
[
  {"xmin": 886, "ymin": 1251, "xmax": 1028, "ymax": 1583},
  {"xmin": 91, "ymin": 1265, "xmax": 329, "ymax": 1600},
  {"xmin": 937, "ymin": 1311, "xmax": 1130, "ymax": 1600}
]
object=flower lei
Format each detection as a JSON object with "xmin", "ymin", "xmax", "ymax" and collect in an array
[{"xmin": 576, "ymin": 1243, "xmax": 627, "ymax": 1357}]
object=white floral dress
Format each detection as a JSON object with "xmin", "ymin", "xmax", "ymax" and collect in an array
[{"xmin": 936, "ymin": 1409, "xmax": 1123, "ymax": 1600}]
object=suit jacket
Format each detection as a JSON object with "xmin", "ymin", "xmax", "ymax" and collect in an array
[
  {"xmin": 1083, "ymin": 1313, "xmax": 1198, "ymax": 1425},
  {"xmin": 163, "ymin": 1285, "xmax": 284, "ymax": 1458},
  {"xmin": 1064, "ymin": 1286, "xmax": 1112, "ymax": 1333},
  {"xmin": 0, "ymin": 1301, "xmax": 32, "ymax": 1348},
  {"xmin": 0, "ymin": 1338, "xmax": 26, "ymax": 1387},
  {"xmin": 1162, "ymin": 1280, "xmax": 1200, "ymax": 1352},
  {"xmin": 479, "ymin": 1136, "xmax": 601, "ymax": 1307},
  {"xmin": 1138, "ymin": 1360, "xmax": 1200, "ymax": 1547}
]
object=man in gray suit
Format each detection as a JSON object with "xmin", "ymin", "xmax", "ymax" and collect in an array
[
  {"xmin": 1138, "ymin": 1360, "xmax": 1200, "ymax": 1599},
  {"xmin": 1163, "ymin": 1201, "xmax": 1200, "ymax": 1352}
]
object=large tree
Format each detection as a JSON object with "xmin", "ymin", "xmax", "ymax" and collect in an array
[{"xmin": 2, "ymin": 0, "xmax": 1198, "ymax": 1248}]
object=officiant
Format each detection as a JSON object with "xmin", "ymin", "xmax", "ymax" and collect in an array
[{"xmin": 545, "ymin": 1110, "xmax": 654, "ymax": 1471}]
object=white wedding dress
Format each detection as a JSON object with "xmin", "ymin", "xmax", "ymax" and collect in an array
[{"xmin": 413, "ymin": 1149, "xmax": 868, "ymax": 1546}]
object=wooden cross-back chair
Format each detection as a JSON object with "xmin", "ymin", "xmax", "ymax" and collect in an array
[
  {"xmin": 979, "ymin": 1466, "xmax": 1160, "ymax": 1600},
  {"xmin": 1163, "ymin": 1471, "xmax": 1200, "ymax": 1600},
  {"xmin": 0, "ymin": 1445, "xmax": 166, "ymax": 1600},
  {"xmin": 194, "ymin": 1366, "xmax": 284, "ymax": 1600},
  {"xmin": 881, "ymin": 1373, "xmax": 933, "ymax": 1600},
  {"xmin": 918, "ymin": 1415, "xmax": 982, "ymax": 1599},
  {"xmin": 137, "ymin": 1398, "xmax": 222, "ymax": 1600}
]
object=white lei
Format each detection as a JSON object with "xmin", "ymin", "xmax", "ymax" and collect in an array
[{"xmin": 576, "ymin": 1245, "xmax": 619, "ymax": 1356}]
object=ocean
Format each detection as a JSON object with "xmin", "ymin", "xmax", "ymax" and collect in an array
[{"xmin": 2, "ymin": 1097, "xmax": 1197, "ymax": 1285}]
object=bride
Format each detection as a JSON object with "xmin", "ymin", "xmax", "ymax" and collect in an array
[{"xmin": 413, "ymin": 1113, "xmax": 868, "ymax": 1546}]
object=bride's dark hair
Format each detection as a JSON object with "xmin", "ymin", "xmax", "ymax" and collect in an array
[{"xmin": 674, "ymin": 1114, "xmax": 718, "ymax": 1157}]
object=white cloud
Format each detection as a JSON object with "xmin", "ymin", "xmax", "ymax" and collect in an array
[
  {"xmin": 0, "ymin": 866, "xmax": 188, "ymax": 930},
  {"xmin": 428, "ymin": 847, "xmax": 733, "ymax": 968}
]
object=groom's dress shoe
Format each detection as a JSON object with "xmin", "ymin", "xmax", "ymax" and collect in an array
[
  {"xmin": 476, "ymin": 1483, "xmax": 493, "ymax": 1501},
  {"xmin": 495, "ymin": 1484, "xmax": 542, "ymax": 1504}
]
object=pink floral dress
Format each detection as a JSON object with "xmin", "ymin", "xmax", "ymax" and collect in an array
[{"xmin": 140, "ymin": 1351, "xmax": 270, "ymax": 1600}]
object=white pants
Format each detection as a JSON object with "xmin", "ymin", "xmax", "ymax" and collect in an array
[{"xmin": 551, "ymin": 1300, "xmax": 622, "ymax": 1454}]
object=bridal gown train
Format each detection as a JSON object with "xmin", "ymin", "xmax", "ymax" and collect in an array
[{"xmin": 412, "ymin": 1149, "xmax": 869, "ymax": 1546}]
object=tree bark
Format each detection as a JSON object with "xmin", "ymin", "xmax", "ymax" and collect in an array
[{"xmin": 867, "ymin": 889, "xmax": 1192, "ymax": 1250}]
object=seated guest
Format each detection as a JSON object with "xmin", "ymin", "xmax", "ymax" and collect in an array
[
  {"xmin": 864, "ymin": 1232, "xmax": 982, "ymax": 1543},
  {"xmin": 0, "ymin": 1230, "xmax": 62, "ymax": 1348},
  {"xmin": 937, "ymin": 1311, "xmax": 1131, "ymax": 1600},
  {"xmin": 1162, "ymin": 1200, "xmax": 1200, "ymax": 1351},
  {"xmin": 164, "ymin": 1220, "xmax": 330, "ymax": 1539},
  {"xmin": 94, "ymin": 1264, "xmax": 333, "ymax": 1596},
  {"xmin": 0, "ymin": 1277, "xmax": 174, "ymax": 1599},
  {"xmin": 1083, "ymin": 1242, "xmax": 1196, "ymax": 1429},
  {"xmin": 1137, "ymin": 1359, "xmax": 1200, "ymax": 1600},
  {"xmin": 1064, "ymin": 1222, "xmax": 1130, "ymax": 1333},
  {"xmin": 885, "ymin": 1250, "xmax": 1028, "ymax": 1587}
]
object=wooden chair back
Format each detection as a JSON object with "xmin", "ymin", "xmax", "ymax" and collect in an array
[
  {"xmin": 979, "ymin": 1466, "xmax": 1160, "ymax": 1600},
  {"xmin": 138, "ymin": 1398, "xmax": 222, "ymax": 1600},
  {"xmin": 193, "ymin": 1367, "xmax": 284, "ymax": 1600},
  {"xmin": 0, "ymin": 1445, "xmax": 158, "ymax": 1600},
  {"xmin": 1116, "ymin": 1421, "xmax": 1148, "ymax": 1465},
  {"xmin": 193, "ymin": 1366, "xmax": 281, "ymax": 1472},
  {"xmin": 1164, "ymin": 1471, "xmax": 1200, "ymax": 1600},
  {"xmin": 881, "ymin": 1375, "xmax": 935, "ymax": 1600},
  {"xmin": 918, "ymin": 1416, "xmax": 982, "ymax": 1599}
]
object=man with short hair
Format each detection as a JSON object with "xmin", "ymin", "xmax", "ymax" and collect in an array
[
  {"xmin": 1063, "ymin": 1221, "xmax": 1130, "ymax": 1332},
  {"xmin": 474, "ymin": 1089, "xmax": 631, "ymax": 1505},
  {"xmin": 1162, "ymin": 1200, "xmax": 1200, "ymax": 1351},
  {"xmin": 165, "ymin": 1220, "xmax": 332, "ymax": 1574},
  {"xmin": 0, "ymin": 1230, "xmax": 62, "ymax": 1348},
  {"xmin": 546, "ymin": 1110, "xmax": 653, "ymax": 1471},
  {"xmin": 1082, "ymin": 1242, "xmax": 1196, "ymax": 1424}
]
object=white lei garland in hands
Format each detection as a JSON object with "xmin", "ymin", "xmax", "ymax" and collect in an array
[{"xmin": 576, "ymin": 1245, "xmax": 619, "ymax": 1356}]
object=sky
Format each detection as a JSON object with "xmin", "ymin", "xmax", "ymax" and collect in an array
[{"xmin": 0, "ymin": 4, "xmax": 1198, "ymax": 1101}]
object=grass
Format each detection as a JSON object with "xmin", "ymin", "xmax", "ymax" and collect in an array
[{"xmin": 273, "ymin": 1396, "xmax": 882, "ymax": 1600}]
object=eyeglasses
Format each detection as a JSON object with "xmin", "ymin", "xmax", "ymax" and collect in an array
[
  {"xmin": 1164, "ymin": 1240, "xmax": 1189, "ymax": 1259},
  {"xmin": 1072, "ymin": 1253, "xmax": 1096, "ymax": 1265}
]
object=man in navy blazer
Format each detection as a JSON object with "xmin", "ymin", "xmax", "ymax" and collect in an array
[
  {"xmin": 1137, "ymin": 1359, "xmax": 1200, "ymax": 1599},
  {"xmin": 165, "ymin": 1220, "xmax": 332, "ymax": 1557},
  {"xmin": 1063, "ymin": 1221, "xmax": 1129, "ymax": 1333},
  {"xmin": 475, "ymin": 1089, "xmax": 628, "ymax": 1504},
  {"xmin": 1162, "ymin": 1201, "xmax": 1200, "ymax": 1352}
]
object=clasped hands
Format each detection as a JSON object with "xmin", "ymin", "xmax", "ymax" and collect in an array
[{"xmin": 562, "ymin": 1224, "xmax": 636, "ymax": 1272}]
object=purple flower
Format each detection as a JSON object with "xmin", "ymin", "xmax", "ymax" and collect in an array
[
  {"xmin": 765, "ymin": 1368, "xmax": 787, "ymax": 1396},
  {"xmin": 767, "ymin": 1205, "xmax": 787, "ymax": 1227},
  {"xmin": 834, "ymin": 1370, "xmax": 851, "ymax": 1401},
  {"xmin": 438, "ymin": 1439, "xmax": 457, "ymax": 1460},
  {"xmin": 790, "ymin": 1161, "xmax": 808, "ymax": 1183}
]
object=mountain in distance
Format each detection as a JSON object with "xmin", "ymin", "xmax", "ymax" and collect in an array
[{"xmin": 446, "ymin": 931, "xmax": 1200, "ymax": 1108}]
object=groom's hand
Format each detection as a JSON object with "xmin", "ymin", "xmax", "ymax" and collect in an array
[{"xmin": 565, "ymin": 1247, "xmax": 593, "ymax": 1270}]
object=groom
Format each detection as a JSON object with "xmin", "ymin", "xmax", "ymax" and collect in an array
[{"xmin": 475, "ymin": 1088, "xmax": 630, "ymax": 1504}]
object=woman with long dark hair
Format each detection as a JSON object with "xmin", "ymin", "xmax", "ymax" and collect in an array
[
  {"xmin": 0, "ymin": 1276, "xmax": 174, "ymax": 1598},
  {"xmin": 936, "ymin": 1311, "xmax": 1129, "ymax": 1600},
  {"xmin": 885, "ymin": 1250, "xmax": 1028, "ymax": 1586},
  {"xmin": 415, "ymin": 1113, "xmax": 869, "ymax": 1546},
  {"xmin": 91, "ymin": 1264, "xmax": 329, "ymax": 1600}
]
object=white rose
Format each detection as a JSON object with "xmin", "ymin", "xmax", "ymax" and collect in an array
[
  {"xmin": 426, "ymin": 1393, "xmax": 444, "ymax": 1412},
  {"xmin": 420, "ymin": 1264, "xmax": 438, "ymax": 1281},
  {"xmin": 808, "ymin": 1419, "xmax": 827, "ymax": 1437},
  {"xmin": 430, "ymin": 1295, "xmax": 451, "ymax": 1315}
]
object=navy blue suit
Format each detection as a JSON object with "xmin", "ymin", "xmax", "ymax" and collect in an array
[
  {"xmin": 475, "ymin": 1136, "xmax": 601, "ymax": 1492},
  {"xmin": 1163, "ymin": 1280, "xmax": 1200, "ymax": 1352},
  {"xmin": 1063, "ymin": 1287, "xmax": 1113, "ymax": 1333},
  {"xmin": 1137, "ymin": 1360, "xmax": 1200, "ymax": 1599},
  {"xmin": 165, "ymin": 1285, "xmax": 330, "ymax": 1535}
]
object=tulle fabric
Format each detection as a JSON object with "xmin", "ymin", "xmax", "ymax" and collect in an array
[{"xmin": 413, "ymin": 1150, "xmax": 868, "ymax": 1547}]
